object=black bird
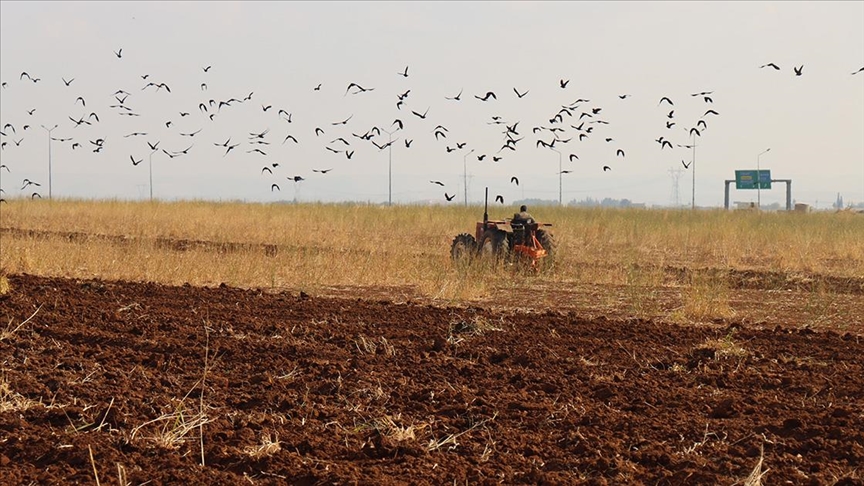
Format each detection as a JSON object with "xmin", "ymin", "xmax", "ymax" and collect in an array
[
  {"xmin": 661, "ymin": 140, "xmax": 673, "ymax": 150},
  {"xmin": 492, "ymin": 156, "xmax": 502, "ymax": 162},
  {"xmin": 203, "ymin": 65, "xmax": 212, "ymax": 72},
  {"xmin": 666, "ymin": 121, "xmax": 676, "ymax": 129},
  {"xmin": 315, "ymin": 127, "xmax": 324, "ymax": 136},
  {"xmin": 412, "ymin": 107, "xmax": 429, "ymax": 119},
  {"xmin": 446, "ymin": 146, "xmax": 456, "ymax": 153},
  {"xmin": 704, "ymin": 96, "xmax": 713, "ymax": 103},
  {"xmin": 332, "ymin": 114, "xmax": 353, "ymax": 125},
  {"xmin": 130, "ymin": 155, "xmax": 143, "ymax": 166},
  {"xmin": 124, "ymin": 132, "xmax": 147, "ymax": 137},
  {"xmin": 262, "ymin": 104, "xmax": 272, "ymax": 112},
  {"xmin": 477, "ymin": 154, "xmax": 486, "ymax": 161},
  {"xmin": 392, "ymin": 119, "xmax": 404, "ymax": 130},
  {"xmin": 62, "ymin": 77, "xmax": 74, "ymax": 86},
  {"xmin": 704, "ymin": 109, "xmax": 719, "ymax": 117},
  {"xmin": 75, "ymin": 97, "xmax": 86, "ymax": 106},
  {"xmin": 313, "ymin": 168, "xmax": 334, "ymax": 174},
  {"xmin": 658, "ymin": 96, "xmax": 674, "ymax": 106},
  {"xmin": 271, "ymin": 183, "xmax": 280, "ymax": 191},
  {"xmin": 560, "ymin": 79, "xmax": 570, "ymax": 88},
  {"xmin": 27, "ymin": 108, "xmax": 36, "ymax": 115},
  {"xmin": 616, "ymin": 149, "xmax": 625, "ymax": 157},
  {"xmin": 223, "ymin": 143, "xmax": 240, "ymax": 156},
  {"xmin": 760, "ymin": 63, "xmax": 780, "ymax": 70},
  {"xmin": 853, "ymin": 67, "xmax": 864, "ymax": 75},
  {"xmin": 697, "ymin": 119, "xmax": 707, "ymax": 130},
  {"xmin": 603, "ymin": 166, "xmax": 611, "ymax": 172},
  {"xmin": 345, "ymin": 150, "xmax": 354, "ymax": 159},
  {"xmin": 560, "ymin": 170, "xmax": 572, "ymax": 174},
  {"xmin": 283, "ymin": 134, "xmax": 298, "ymax": 144},
  {"xmin": 430, "ymin": 180, "xmax": 445, "ymax": 186},
  {"xmin": 397, "ymin": 89, "xmax": 410, "ymax": 100},
  {"xmin": 291, "ymin": 175, "xmax": 304, "ymax": 182},
  {"xmin": 397, "ymin": 65, "xmax": 409, "ymax": 77},
  {"xmin": 513, "ymin": 88, "xmax": 529, "ymax": 98},
  {"xmin": 495, "ymin": 195, "xmax": 504, "ymax": 204},
  {"xmin": 278, "ymin": 110, "xmax": 292, "ymax": 122},
  {"xmin": 21, "ymin": 179, "xmax": 41, "ymax": 189},
  {"xmin": 262, "ymin": 166, "xmax": 273, "ymax": 174},
  {"xmin": 510, "ymin": 176, "xmax": 519, "ymax": 186},
  {"xmin": 404, "ymin": 139, "xmax": 413, "ymax": 148},
  {"xmin": 445, "ymin": 193, "xmax": 455, "ymax": 201},
  {"xmin": 689, "ymin": 127, "xmax": 701, "ymax": 137},
  {"xmin": 32, "ymin": 192, "xmax": 42, "ymax": 199},
  {"xmin": 314, "ymin": 83, "xmax": 322, "ymax": 91},
  {"xmin": 114, "ymin": 48, "xmax": 122, "ymax": 58},
  {"xmin": 682, "ymin": 159, "xmax": 691, "ymax": 169},
  {"xmin": 180, "ymin": 129, "xmax": 202, "ymax": 137},
  {"xmin": 475, "ymin": 91, "xmax": 496, "ymax": 101},
  {"xmin": 434, "ymin": 130, "xmax": 446, "ymax": 141},
  {"xmin": 147, "ymin": 141, "xmax": 160, "ymax": 151},
  {"xmin": 248, "ymin": 148, "xmax": 267, "ymax": 155},
  {"xmin": 793, "ymin": 65, "xmax": 804, "ymax": 76},
  {"xmin": 331, "ymin": 137, "xmax": 350, "ymax": 146},
  {"xmin": 179, "ymin": 112, "xmax": 190, "ymax": 117},
  {"xmin": 667, "ymin": 110, "xmax": 674, "ymax": 119},
  {"xmin": 201, "ymin": 83, "xmax": 207, "ymax": 91},
  {"xmin": 344, "ymin": 82, "xmax": 373, "ymax": 95},
  {"xmin": 324, "ymin": 146, "xmax": 341, "ymax": 154},
  {"xmin": 618, "ymin": 94, "xmax": 631, "ymax": 99},
  {"xmin": 445, "ymin": 89, "xmax": 462, "ymax": 101},
  {"xmin": 569, "ymin": 154, "xmax": 579, "ymax": 161}
]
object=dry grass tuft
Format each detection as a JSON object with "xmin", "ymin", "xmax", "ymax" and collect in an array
[
  {"xmin": 743, "ymin": 443, "xmax": 769, "ymax": 486},
  {"xmin": 244, "ymin": 432, "xmax": 282, "ymax": 459},
  {"xmin": 698, "ymin": 330, "xmax": 749, "ymax": 359},
  {"xmin": 0, "ymin": 372, "xmax": 43, "ymax": 412}
]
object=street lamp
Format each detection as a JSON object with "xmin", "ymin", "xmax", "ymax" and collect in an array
[
  {"xmin": 462, "ymin": 148, "xmax": 474, "ymax": 207},
  {"xmin": 550, "ymin": 147, "xmax": 562, "ymax": 206},
  {"xmin": 757, "ymin": 148, "xmax": 770, "ymax": 208},
  {"xmin": 148, "ymin": 149, "xmax": 158, "ymax": 201},
  {"xmin": 379, "ymin": 127, "xmax": 397, "ymax": 206},
  {"xmin": 40, "ymin": 124, "xmax": 58, "ymax": 199}
]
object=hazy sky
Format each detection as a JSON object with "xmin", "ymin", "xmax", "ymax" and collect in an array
[{"xmin": 1, "ymin": 1, "xmax": 863, "ymax": 208}]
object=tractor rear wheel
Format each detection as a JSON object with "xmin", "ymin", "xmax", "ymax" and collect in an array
[
  {"xmin": 450, "ymin": 233, "xmax": 477, "ymax": 262},
  {"xmin": 479, "ymin": 230, "xmax": 510, "ymax": 262},
  {"xmin": 535, "ymin": 229, "xmax": 557, "ymax": 269}
]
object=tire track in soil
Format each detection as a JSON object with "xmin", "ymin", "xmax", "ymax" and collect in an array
[{"xmin": 1, "ymin": 274, "xmax": 862, "ymax": 485}]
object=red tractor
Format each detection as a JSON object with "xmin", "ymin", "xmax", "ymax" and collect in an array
[{"xmin": 450, "ymin": 189, "xmax": 556, "ymax": 269}]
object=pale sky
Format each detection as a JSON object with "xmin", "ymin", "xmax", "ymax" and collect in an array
[{"xmin": 1, "ymin": 1, "xmax": 863, "ymax": 208}]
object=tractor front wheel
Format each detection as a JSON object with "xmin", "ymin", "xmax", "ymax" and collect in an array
[{"xmin": 450, "ymin": 233, "xmax": 477, "ymax": 262}]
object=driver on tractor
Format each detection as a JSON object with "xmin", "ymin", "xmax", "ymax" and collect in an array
[{"xmin": 511, "ymin": 205, "xmax": 535, "ymax": 226}]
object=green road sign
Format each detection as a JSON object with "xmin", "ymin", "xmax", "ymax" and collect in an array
[{"xmin": 735, "ymin": 169, "xmax": 772, "ymax": 189}]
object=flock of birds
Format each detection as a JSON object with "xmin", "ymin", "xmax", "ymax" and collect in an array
[{"xmin": 1, "ymin": 51, "xmax": 863, "ymax": 204}]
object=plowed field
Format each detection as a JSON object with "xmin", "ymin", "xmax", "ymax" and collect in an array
[{"xmin": 1, "ymin": 273, "xmax": 862, "ymax": 485}]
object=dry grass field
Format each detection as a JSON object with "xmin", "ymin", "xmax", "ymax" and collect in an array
[
  {"xmin": 1, "ymin": 198, "xmax": 862, "ymax": 327},
  {"xmin": 2, "ymin": 199, "xmax": 863, "ymax": 484}
]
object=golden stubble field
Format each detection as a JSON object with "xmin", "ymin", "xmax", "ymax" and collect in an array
[{"xmin": 1, "ymin": 198, "xmax": 862, "ymax": 330}]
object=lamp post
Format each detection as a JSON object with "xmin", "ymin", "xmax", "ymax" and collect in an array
[
  {"xmin": 40, "ymin": 124, "xmax": 58, "ymax": 199},
  {"xmin": 379, "ymin": 127, "xmax": 397, "ymax": 206},
  {"xmin": 757, "ymin": 148, "xmax": 770, "ymax": 209},
  {"xmin": 462, "ymin": 148, "xmax": 474, "ymax": 207},
  {"xmin": 148, "ymin": 149, "xmax": 158, "ymax": 201},
  {"xmin": 550, "ymin": 147, "xmax": 562, "ymax": 206}
]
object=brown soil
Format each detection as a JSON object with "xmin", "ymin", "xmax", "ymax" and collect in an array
[{"xmin": 1, "ymin": 274, "xmax": 862, "ymax": 485}]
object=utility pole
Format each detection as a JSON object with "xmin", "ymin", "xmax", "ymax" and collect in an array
[
  {"xmin": 462, "ymin": 148, "xmax": 474, "ymax": 207},
  {"xmin": 691, "ymin": 135, "xmax": 696, "ymax": 209},
  {"xmin": 379, "ymin": 127, "xmax": 397, "ymax": 206},
  {"xmin": 757, "ymin": 148, "xmax": 770, "ymax": 209},
  {"xmin": 40, "ymin": 124, "xmax": 58, "ymax": 199},
  {"xmin": 148, "ymin": 149, "xmax": 158, "ymax": 201},
  {"xmin": 550, "ymin": 147, "xmax": 562, "ymax": 206}
]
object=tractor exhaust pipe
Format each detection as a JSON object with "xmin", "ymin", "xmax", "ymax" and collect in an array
[{"xmin": 483, "ymin": 187, "xmax": 489, "ymax": 224}]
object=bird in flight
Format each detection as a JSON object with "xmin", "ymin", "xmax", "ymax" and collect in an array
[
  {"xmin": 62, "ymin": 77, "xmax": 74, "ymax": 86},
  {"xmin": 704, "ymin": 109, "xmax": 719, "ymax": 117},
  {"xmin": 313, "ymin": 168, "xmax": 333, "ymax": 174},
  {"xmin": 430, "ymin": 181, "xmax": 445, "ymax": 186},
  {"xmin": 495, "ymin": 195, "xmax": 504, "ymax": 204},
  {"xmin": 603, "ymin": 166, "xmax": 611, "ymax": 172},
  {"xmin": 130, "ymin": 155, "xmax": 143, "ymax": 166},
  {"xmin": 180, "ymin": 129, "xmax": 202, "ymax": 137},
  {"xmin": 616, "ymin": 149, "xmax": 625, "ymax": 157},
  {"xmin": 271, "ymin": 183, "xmax": 280, "ymax": 192},
  {"xmin": 283, "ymin": 134, "xmax": 298, "ymax": 144},
  {"xmin": 332, "ymin": 114, "xmax": 353, "ymax": 125},
  {"xmin": 560, "ymin": 79, "xmax": 570, "ymax": 88},
  {"xmin": 793, "ymin": 65, "xmax": 804, "ymax": 76},
  {"xmin": 510, "ymin": 176, "xmax": 519, "ymax": 186},
  {"xmin": 618, "ymin": 94, "xmax": 631, "ymax": 99},
  {"xmin": 262, "ymin": 166, "xmax": 273, "ymax": 174},
  {"xmin": 445, "ymin": 89, "xmax": 463, "ymax": 101},
  {"xmin": 513, "ymin": 88, "xmax": 529, "ymax": 98},
  {"xmin": 760, "ymin": 63, "xmax": 780, "ymax": 70},
  {"xmin": 203, "ymin": 65, "xmax": 212, "ymax": 72},
  {"xmin": 658, "ymin": 97, "xmax": 674, "ymax": 106},
  {"xmin": 21, "ymin": 178, "xmax": 41, "ymax": 190},
  {"xmin": 475, "ymin": 91, "xmax": 496, "ymax": 101},
  {"xmin": 344, "ymin": 82, "xmax": 373, "ymax": 96},
  {"xmin": 568, "ymin": 154, "xmax": 579, "ymax": 161},
  {"xmin": 114, "ymin": 48, "xmax": 123, "ymax": 58},
  {"xmin": 560, "ymin": 170, "xmax": 572, "ymax": 174},
  {"xmin": 853, "ymin": 67, "xmax": 864, "ymax": 75},
  {"xmin": 397, "ymin": 65, "xmax": 409, "ymax": 77},
  {"xmin": 682, "ymin": 159, "xmax": 691, "ymax": 169},
  {"xmin": 314, "ymin": 83, "xmax": 322, "ymax": 91},
  {"xmin": 445, "ymin": 193, "xmax": 455, "ymax": 201},
  {"xmin": 412, "ymin": 107, "xmax": 429, "ymax": 119}
]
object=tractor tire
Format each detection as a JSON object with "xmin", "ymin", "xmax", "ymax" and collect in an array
[
  {"xmin": 479, "ymin": 230, "xmax": 510, "ymax": 262},
  {"xmin": 450, "ymin": 233, "xmax": 477, "ymax": 262},
  {"xmin": 535, "ymin": 229, "xmax": 557, "ymax": 269}
]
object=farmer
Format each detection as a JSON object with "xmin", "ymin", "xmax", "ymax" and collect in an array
[{"xmin": 512, "ymin": 205, "xmax": 535, "ymax": 225}]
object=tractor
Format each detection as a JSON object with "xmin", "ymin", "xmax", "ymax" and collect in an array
[{"xmin": 450, "ymin": 188, "xmax": 556, "ymax": 269}]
